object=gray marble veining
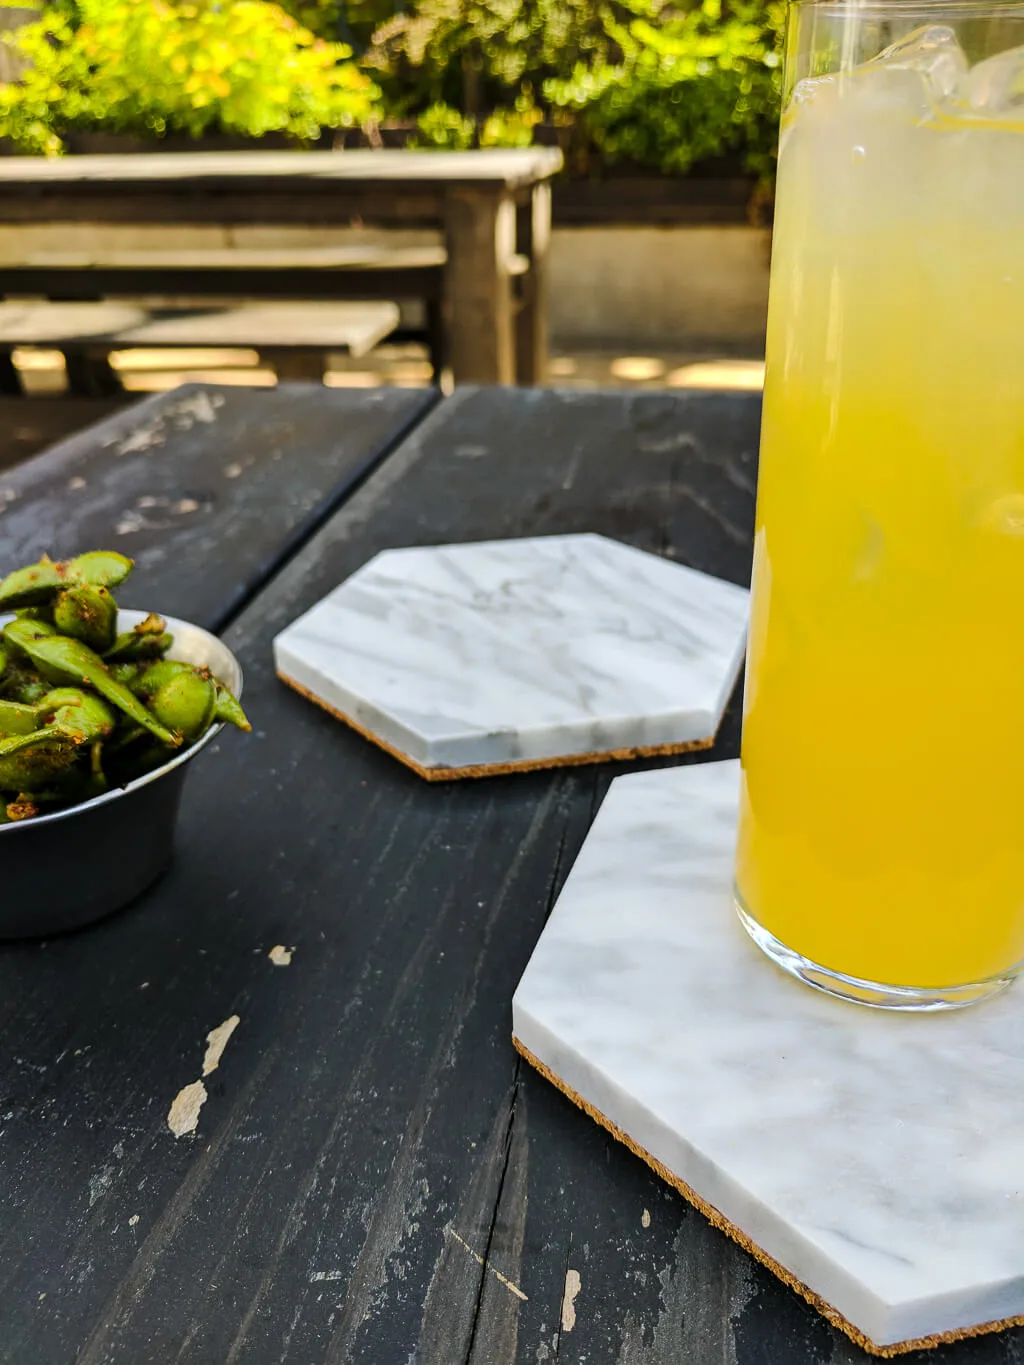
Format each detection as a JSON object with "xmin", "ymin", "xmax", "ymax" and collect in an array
[
  {"xmin": 272, "ymin": 534, "xmax": 749, "ymax": 773},
  {"xmin": 513, "ymin": 761, "xmax": 1024, "ymax": 1350}
]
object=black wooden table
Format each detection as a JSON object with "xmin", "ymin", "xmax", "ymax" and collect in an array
[{"xmin": 0, "ymin": 383, "xmax": 1006, "ymax": 1365}]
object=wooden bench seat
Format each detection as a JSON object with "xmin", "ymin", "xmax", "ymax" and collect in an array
[
  {"xmin": 0, "ymin": 244, "xmax": 451, "ymax": 300},
  {"xmin": 0, "ymin": 245, "xmax": 460, "ymax": 391},
  {"xmin": 0, "ymin": 299, "xmax": 401, "ymax": 394},
  {"xmin": 0, "ymin": 243, "xmax": 533, "ymax": 391}
]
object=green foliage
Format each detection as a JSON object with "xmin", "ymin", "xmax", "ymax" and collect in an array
[
  {"xmin": 365, "ymin": 0, "xmax": 782, "ymax": 178},
  {"xmin": 364, "ymin": 0, "xmax": 616, "ymax": 118},
  {"xmin": 411, "ymin": 101, "xmax": 476, "ymax": 148},
  {"xmin": 480, "ymin": 101, "xmax": 543, "ymax": 147},
  {"xmin": 412, "ymin": 96, "xmax": 542, "ymax": 148},
  {"xmin": 0, "ymin": 0, "xmax": 783, "ymax": 179},
  {"xmin": 545, "ymin": 0, "xmax": 784, "ymax": 179},
  {"xmin": 279, "ymin": 0, "xmax": 393, "ymax": 48},
  {"xmin": 0, "ymin": 0, "xmax": 379, "ymax": 154},
  {"xmin": 278, "ymin": 0, "xmax": 344, "ymax": 39}
]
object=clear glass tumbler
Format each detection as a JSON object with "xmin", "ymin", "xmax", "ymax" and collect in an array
[{"xmin": 734, "ymin": 0, "xmax": 1024, "ymax": 1009}]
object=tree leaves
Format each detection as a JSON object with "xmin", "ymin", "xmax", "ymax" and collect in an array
[{"xmin": 0, "ymin": 0, "xmax": 379, "ymax": 153}]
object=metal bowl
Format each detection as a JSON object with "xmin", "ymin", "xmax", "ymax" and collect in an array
[{"xmin": 0, "ymin": 610, "xmax": 243, "ymax": 939}]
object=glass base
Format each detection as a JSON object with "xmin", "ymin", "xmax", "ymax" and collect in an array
[{"xmin": 735, "ymin": 893, "xmax": 1020, "ymax": 1012}]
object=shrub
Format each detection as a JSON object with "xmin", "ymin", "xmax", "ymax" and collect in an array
[
  {"xmin": 411, "ymin": 101, "xmax": 476, "ymax": 149},
  {"xmin": 365, "ymin": 0, "xmax": 782, "ymax": 178},
  {"xmin": 0, "ymin": 0, "xmax": 379, "ymax": 155},
  {"xmin": 0, "ymin": 0, "xmax": 784, "ymax": 181},
  {"xmin": 364, "ymin": 0, "xmax": 618, "ymax": 120},
  {"xmin": 411, "ymin": 96, "xmax": 543, "ymax": 149},
  {"xmin": 545, "ymin": 0, "xmax": 784, "ymax": 181}
]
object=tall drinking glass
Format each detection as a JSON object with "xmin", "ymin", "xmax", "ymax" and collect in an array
[{"xmin": 734, "ymin": 0, "xmax": 1024, "ymax": 1008}]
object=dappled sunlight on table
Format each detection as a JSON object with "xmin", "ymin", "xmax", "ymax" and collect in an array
[
  {"xmin": 110, "ymin": 347, "xmax": 260, "ymax": 372},
  {"xmin": 667, "ymin": 359, "xmax": 765, "ymax": 390},
  {"xmin": 609, "ymin": 355, "xmax": 667, "ymax": 382},
  {"xmin": 6, "ymin": 342, "xmax": 766, "ymax": 395},
  {"xmin": 120, "ymin": 368, "xmax": 277, "ymax": 392}
]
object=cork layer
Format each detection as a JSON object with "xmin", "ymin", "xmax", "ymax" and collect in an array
[
  {"xmin": 278, "ymin": 672, "xmax": 716, "ymax": 780},
  {"xmin": 512, "ymin": 1037, "xmax": 1024, "ymax": 1357}
]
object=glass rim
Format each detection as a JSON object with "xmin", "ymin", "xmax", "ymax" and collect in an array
[{"xmin": 789, "ymin": 0, "xmax": 1024, "ymax": 9}]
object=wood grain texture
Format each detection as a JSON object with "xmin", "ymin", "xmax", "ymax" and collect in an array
[
  {"xmin": 0, "ymin": 300, "xmax": 401, "ymax": 355},
  {"xmin": 0, "ymin": 396, "xmax": 129, "ymax": 472},
  {"xmin": 514, "ymin": 183, "xmax": 551, "ymax": 386},
  {"xmin": 0, "ymin": 262, "xmax": 445, "ymax": 304},
  {"xmin": 443, "ymin": 191, "xmax": 517, "ymax": 383},
  {"xmin": 0, "ymin": 148, "xmax": 564, "ymax": 188},
  {"xmin": 0, "ymin": 386, "xmax": 1017, "ymax": 1365},
  {"xmin": 0, "ymin": 382, "xmax": 435, "ymax": 632},
  {"xmin": 0, "ymin": 151, "xmax": 563, "ymax": 233}
]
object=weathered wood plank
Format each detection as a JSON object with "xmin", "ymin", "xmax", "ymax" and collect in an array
[
  {"xmin": 514, "ymin": 183, "xmax": 551, "ymax": 386},
  {"xmin": 15, "ymin": 246, "xmax": 446, "ymax": 269},
  {"xmin": 0, "ymin": 148, "xmax": 563, "ymax": 189},
  {"xmin": 0, "ymin": 382, "xmax": 436, "ymax": 631},
  {"xmin": 0, "ymin": 260, "xmax": 445, "ymax": 303},
  {"xmin": 444, "ymin": 192, "xmax": 517, "ymax": 384},
  {"xmin": 0, "ymin": 302, "xmax": 400, "ymax": 354},
  {"xmin": 0, "ymin": 396, "xmax": 129, "ymax": 473},
  {"xmin": 0, "ymin": 189, "xmax": 455, "ymax": 228}
]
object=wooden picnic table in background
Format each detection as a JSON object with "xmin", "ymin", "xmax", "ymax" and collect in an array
[
  {"xmin": 0, "ymin": 148, "xmax": 563, "ymax": 387},
  {"xmin": 0, "ymin": 381, "xmax": 1010, "ymax": 1365}
]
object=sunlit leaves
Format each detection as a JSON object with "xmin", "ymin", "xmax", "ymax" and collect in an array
[{"xmin": 0, "ymin": 0, "xmax": 378, "ymax": 153}]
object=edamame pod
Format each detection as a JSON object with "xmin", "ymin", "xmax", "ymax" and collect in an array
[
  {"xmin": 214, "ymin": 684, "xmax": 251, "ymax": 732},
  {"xmin": 0, "ymin": 547, "xmax": 249, "ymax": 820},
  {"xmin": 0, "ymin": 726, "xmax": 81, "ymax": 791},
  {"xmin": 132, "ymin": 658, "xmax": 191, "ymax": 698},
  {"xmin": 0, "ymin": 558, "xmax": 67, "ymax": 611},
  {"xmin": 149, "ymin": 671, "xmax": 216, "ymax": 743},
  {"xmin": 0, "ymin": 663, "xmax": 50, "ymax": 705},
  {"xmin": 14, "ymin": 605, "xmax": 55, "ymax": 624},
  {"xmin": 53, "ymin": 583, "xmax": 117, "ymax": 654},
  {"xmin": 108, "ymin": 662, "xmax": 143, "ymax": 689},
  {"xmin": 66, "ymin": 551, "xmax": 133, "ymax": 589},
  {"xmin": 0, "ymin": 699, "xmax": 42, "ymax": 736},
  {"xmin": 5, "ymin": 624, "xmax": 180, "ymax": 747},
  {"xmin": 105, "ymin": 630, "xmax": 174, "ymax": 662},
  {"xmin": 3, "ymin": 617, "xmax": 56, "ymax": 654},
  {"xmin": 38, "ymin": 688, "xmax": 116, "ymax": 743},
  {"xmin": 0, "ymin": 549, "xmax": 133, "ymax": 612}
]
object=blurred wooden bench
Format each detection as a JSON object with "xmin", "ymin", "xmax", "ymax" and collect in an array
[
  {"xmin": 0, "ymin": 299, "xmax": 401, "ymax": 394},
  {"xmin": 0, "ymin": 242, "xmax": 535, "ymax": 391},
  {"xmin": 0, "ymin": 148, "xmax": 563, "ymax": 390}
]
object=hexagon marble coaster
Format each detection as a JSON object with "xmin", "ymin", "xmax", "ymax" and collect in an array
[
  {"xmin": 512, "ymin": 760, "xmax": 1024, "ymax": 1357},
  {"xmin": 272, "ymin": 534, "xmax": 748, "ymax": 779}
]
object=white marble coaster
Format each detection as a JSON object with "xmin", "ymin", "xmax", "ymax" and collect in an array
[
  {"xmin": 272, "ymin": 534, "xmax": 749, "ymax": 778},
  {"xmin": 512, "ymin": 760, "xmax": 1024, "ymax": 1355}
]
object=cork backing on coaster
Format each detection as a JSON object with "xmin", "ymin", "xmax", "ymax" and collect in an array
[
  {"xmin": 278, "ymin": 672, "xmax": 716, "ymax": 781},
  {"xmin": 512, "ymin": 1037, "xmax": 1024, "ymax": 1358}
]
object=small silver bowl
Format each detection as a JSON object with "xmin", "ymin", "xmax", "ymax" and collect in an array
[{"xmin": 0, "ymin": 610, "xmax": 243, "ymax": 939}]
